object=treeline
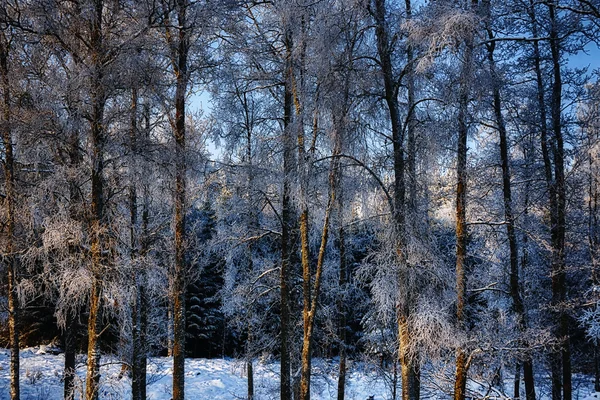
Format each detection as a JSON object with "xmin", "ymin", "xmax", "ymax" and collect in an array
[{"xmin": 0, "ymin": 1, "xmax": 600, "ymax": 400}]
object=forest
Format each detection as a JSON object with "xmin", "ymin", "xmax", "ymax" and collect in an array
[{"xmin": 0, "ymin": 0, "xmax": 599, "ymax": 399}]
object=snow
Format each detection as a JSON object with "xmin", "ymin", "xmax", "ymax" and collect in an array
[
  {"xmin": 0, "ymin": 349, "xmax": 389, "ymax": 399},
  {"xmin": 3, "ymin": 348, "xmax": 599, "ymax": 399}
]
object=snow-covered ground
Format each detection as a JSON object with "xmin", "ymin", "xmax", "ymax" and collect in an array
[
  {"xmin": 0, "ymin": 348, "xmax": 389, "ymax": 399},
  {"xmin": 2, "ymin": 348, "xmax": 600, "ymax": 399}
]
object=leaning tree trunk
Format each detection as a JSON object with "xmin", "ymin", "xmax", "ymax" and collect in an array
[
  {"xmin": 299, "ymin": 135, "xmax": 342, "ymax": 400},
  {"xmin": 0, "ymin": 30, "xmax": 19, "ymax": 400}
]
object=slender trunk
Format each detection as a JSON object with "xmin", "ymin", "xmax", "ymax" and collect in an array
[
  {"xmin": 514, "ymin": 364, "xmax": 521, "ymax": 399},
  {"xmin": 453, "ymin": 2, "xmax": 477, "ymax": 398},
  {"xmin": 85, "ymin": 2, "xmax": 107, "ymax": 398},
  {"xmin": 138, "ymin": 106, "xmax": 151, "ymax": 398},
  {"xmin": 280, "ymin": 27, "xmax": 294, "ymax": 400},
  {"xmin": 546, "ymin": 1, "xmax": 571, "ymax": 398},
  {"xmin": 299, "ymin": 125, "xmax": 342, "ymax": 400},
  {"xmin": 405, "ymin": 0, "xmax": 417, "ymax": 213},
  {"xmin": 453, "ymin": 52, "xmax": 470, "ymax": 400},
  {"xmin": 64, "ymin": 312, "xmax": 77, "ymax": 400},
  {"xmin": 247, "ymin": 360, "xmax": 254, "ymax": 400},
  {"xmin": 528, "ymin": 3, "xmax": 559, "ymax": 398},
  {"xmin": 523, "ymin": 136, "xmax": 537, "ymax": 400},
  {"xmin": 166, "ymin": 2, "xmax": 190, "ymax": 399},
  {"xmin": 371, "ymin": 2, "xmax": 421, "ymax": 399},
  {"xmin": 337, "ymin": 195, "xmax": 347, "ymax": 400},
  {"xmin": 65, "ymin": 114, "xmax": 83, "ymax": 400},
  {"xmin": 596, "ymin": 346, "xmax": 600, "ymax": 392},
  {"xmin": 486, "ymin": 26, "xmax": 536, "ymax": 400},
  {"xmin": 399, "ymin": 317, "xmax": 420, "ymax": 400},
  {"xmin": 589, "ymin": 109, "xmax": 600, "ymax": 394},
  {"xmin": 0, "ymin": 32, "xmax": 19, "ymax": 400},
  {"xmin": 130, "ymin": 87, "xmax": 146, "ymax": 400},
  {"xmin": 86, "ymin": 278, "xmax": 102, "ymax": 400},
  {"xmin": 392, "ymin": 359, "xmax": 398, "ymax": 400},
  {"xmin": 168, "ymin": 297, "xmax": 173, "ymax": 357}
]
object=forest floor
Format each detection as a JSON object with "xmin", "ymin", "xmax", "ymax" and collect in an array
[
  {"xmin": 0, "ymin": 346, "xmax": 390, "ymax": 399},
  {"xmin": 2, "ymin": 347, "xmax": 600, "ymax": 399}
]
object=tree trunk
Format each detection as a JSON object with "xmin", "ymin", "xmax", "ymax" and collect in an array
[
  {"xmin": 405, "ymin": 0, "xmax": 417, "ymax": 213},
  {"xmin": 337, "ymin": 198, "xmax": 347, "ymax": 400},
  {"xmin": 596, "ymin": 346, "xmax": 600, "ymax": 392},
  {"xmin": 130, "ymin": 87, "xmax": 147, "ymax": 400},
  {"xmin": 299, "ymin": 155, "xmax": 340, "ymax": 400},
  {"xmin": 64, "ymin": 122, "xmax": 83, "ymax": 400},
  {"xmin": 85, "ymin": 2, "xmax": 107, "ymax": 398},
  {"xmin": 167, "ymin": 2, "xmax": 190, "ymax": 399},
  {"xmin": 138, "ymin": 105, "xmax": 151, "ymax": 399},
  {"xmin": 485, "ymin": 26, "xmax": 536, "ymax": 400},
  {"xmin": 547, "ymin": 2, "xmax": 571, "ymax": 399},
  {"xmin": 247, "ymin": 359, "xmax": 254, "ymax": 400},
  {"xmin": 299, "ymin": 113, "xmax": 343, "ymax": 400},
  {"xmin": 0, "ymin": 31, "xmax": 19, "ymax": 400},
  {"xmin": 64, "ymin": 313, "xmax": 77, "ymax": 400},
  {"xmin": 453, "ymin": 2, "xmax": 477, "ymax": 398},
  {"xmin": 280, "ymin": 26, "xmax": 294, "ymax": 400},
  {"xmin": 371, "ymin": 2, "xmax": 421, "ymax": 399}
]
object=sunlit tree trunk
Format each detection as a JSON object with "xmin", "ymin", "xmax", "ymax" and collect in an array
[{"xmin": 299, "ymin": 132, "xmax": 342, "ymax": 400}]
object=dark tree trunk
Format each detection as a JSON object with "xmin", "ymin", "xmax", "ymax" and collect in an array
[
  {"xmin": 280, "ymin": 26, "xmax": 294, "ymax": 400},
  {"xmin": 164, "ymin": 1, "xmax": 191, "ymax": 399},
  {"xmin": 64, "ymin": 125, "xmax": 82, "ymax": 400},
  {"xmin": 0, "ymin": 30, "xmax": 19, "ymax": 400},
  {"xmin": 453, "ymin": 2, "xmax": 478, "ymax": 398},
  {"xmin": 485, "ymin": 25, "xmax": 536, "ymax": 400},
  {"xmin": 371, "ymin": 2, "xmax": 422, "ymax": 399},
  {"xmin": 130, "ymin": 87, "xmax": 147, "ymax": 400},
  {"xmin": 547, "ymin": 2, "xmax": 571, "ymax": 399},
  {"xmin": 405, "ymin": 0, "xmax": 417, "ymax": 213},
  {"xmin": 337, "ymin": 199, "xmax": 347, "ymax": 400},
  {"xmin": 528, "ymin": 2, "xmax": 557, "ymax": 398},
  {"xmin": 64, "ymin": 313, "xmax": 77, "ymax": 400},
  {"xmin": 138, "ymin": 103, "xmax": 151, "ymax": 399}
]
